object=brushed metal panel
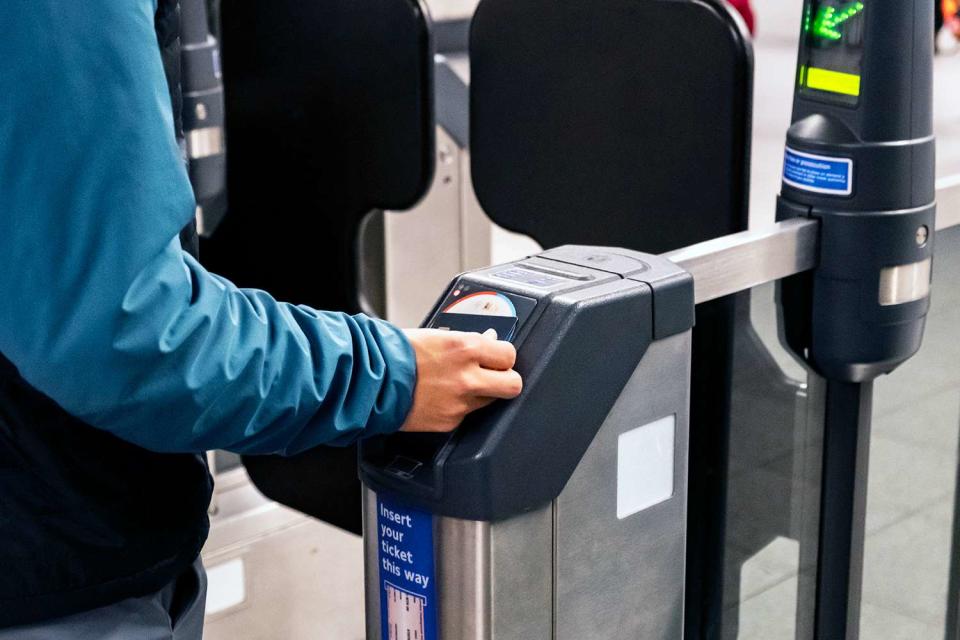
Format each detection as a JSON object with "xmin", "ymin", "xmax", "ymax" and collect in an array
[
  {"xmin": 554, "ymin": 331, "xmax": 691, "ymax": 640},
  {"xmin": 664, "ymin": 218, "xmax": 819, "ymax": 304},
  {"xmin": 384, "ymin": 127, "xmax": 496, "ymax": 327},
  {"xmin": 878, "ymin": 258, "xmax": 932, "ymax": 306},
  {"xmin": 363, "ymin": 489, "xmax": 381, "ymax": 640},
  {"xmin": 437, "ymin": 517, "xmax": 490, "ymax": 639},
  {"xmin": 431, "ymin": 507, "xmax": 553, "ymax": 640},
  {"xmin": 488, "ymin": 507, "xmax": 553, "ymax": 640}
]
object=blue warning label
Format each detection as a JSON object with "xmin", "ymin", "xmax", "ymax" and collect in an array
[
  {"xmin": 783, "ymin": 147, "xmax": 853, "ymax": 196},
  {"xmin": 377, "ymin": 495, "xmax": 437, "ymax": 640}
]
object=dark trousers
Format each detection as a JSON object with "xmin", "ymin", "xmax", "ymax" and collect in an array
[{"xmin": 0, "ymin": 559, "xmax": 206, "ymax": 640}]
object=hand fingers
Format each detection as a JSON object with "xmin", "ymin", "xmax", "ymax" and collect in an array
[
  {"xmin": 465, "ymin": 395, "xmax": 497, "ymax": 413},
  {"xmin": 471, "ymin": 368, "xmax": 523, "ymax": 400},
  {"xmin": 473, "ymin": 336, "xmax": 517, "ymax": 371}
]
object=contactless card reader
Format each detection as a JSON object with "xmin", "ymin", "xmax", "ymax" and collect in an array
[{"xmin": 361, "ymin": 246, "xmax": 694, "ymax": 640}]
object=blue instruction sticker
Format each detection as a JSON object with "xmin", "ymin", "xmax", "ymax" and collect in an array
[
  {"xmin": 377, "ymin": 495, "xmax": 437, "ymax": 640},
  {"xmin": 783, "ymin": 147, "xmax": 853, "ymax": 196}
]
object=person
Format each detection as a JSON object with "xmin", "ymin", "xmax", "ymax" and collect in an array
[{"xmin": 0, "ymin": 1, "xmax": 522, "ymax": 637}]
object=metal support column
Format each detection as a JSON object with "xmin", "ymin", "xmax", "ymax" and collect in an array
[
  {"xmin": 812, "ymin": 382, "xmax": 873, "ymax": 640},
  {"xmin": 945, "ymin": 416, "xmax": 960, "ymax": 640}
]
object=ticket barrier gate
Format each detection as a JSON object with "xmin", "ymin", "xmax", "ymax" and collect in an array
[
  {"xmin": 202, "ymin": 0, "xmax": 937, "ymax": 637},
  {"xmin": 358, "ymin": 6, "xmax": 936, "ymax": 637},
  {"xmin": 357, "ymin": 212, "xmax": 931, "ymax": 640},
  {"xmin": 205, "ymin": 0, "xmax": 759, "ymax": 635},
  {"xmin": 355, "ymin": 219, "xmax": 826, "ymax": 640},
  {"xmin": 420, "ymin": 1, "xmax": 932, "ymax": 638},
  {"xmin": 361, "ymin": 246, "xmax": 695, "ymax": 639}
]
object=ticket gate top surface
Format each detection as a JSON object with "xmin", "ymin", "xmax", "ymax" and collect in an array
[{"xmin": 359, "ymin": 245, "xmax": 693, "ymax": 522}]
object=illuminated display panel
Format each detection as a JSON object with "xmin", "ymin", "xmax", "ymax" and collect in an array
[{"xmin": 798, "ymin": 0, "xmax": 866, "ymax": 105}]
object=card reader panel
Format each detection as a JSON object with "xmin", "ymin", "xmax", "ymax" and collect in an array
[{"xmin": 428, "ymin": 286, "xmax": 537, "ymax": 342}]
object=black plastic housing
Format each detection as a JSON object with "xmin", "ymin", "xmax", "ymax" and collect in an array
[
  {"xmin": 207, "ymin": 0, "xmax": 436, "ymax": 534},
  {"xmin": 470, "ymin": 0, "xmax": 753, "ymax": 255},
  {"xmin": 778, "ymin": 0, "xmax": 936, "ymax": 382}
]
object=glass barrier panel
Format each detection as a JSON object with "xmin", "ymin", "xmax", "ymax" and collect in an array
[
  {"xmin": 718, "ymin": 284, "xmax": 825, "ymax": 640},
  {"xmin": 858, "ymin": 224, "xmax": 960, "ymax": 638},
  {"xmin": 720, "ymin": 225, "xmax": 960, "ymax": 639}
]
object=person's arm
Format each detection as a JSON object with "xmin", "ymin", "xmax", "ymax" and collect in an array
[{"xmin": 0, "ymin": 0, "xmax": 518, "ymax": 455}]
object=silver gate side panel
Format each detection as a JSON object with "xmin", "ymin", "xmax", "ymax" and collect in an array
[
  {"xmin": 363, "ymin": 489, "xmax": 381, "ymax": 639},
  {"xmin": 437, "ymin": 517, "xmax": 490, "ymax": 639},
  {"xmin": 488, "ymin": 506, "xmax": 554, "ymax": 640},
  {"xmin": 554, "ymin": 331, "xmax": 691, "ymax": 640},
  {"xmin": 384, "ymin": 126, "xmax": 492, "ymax": 327}
]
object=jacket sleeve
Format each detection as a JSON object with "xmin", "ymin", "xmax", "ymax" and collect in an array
[{"xmin": 0, "ymin": 0, "xmax": 416, "ymax": 454}]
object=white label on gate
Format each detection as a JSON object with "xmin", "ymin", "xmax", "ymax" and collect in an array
[{"xmin": 617, "ymin": 415, "xmax": 676, "ymax": 520}]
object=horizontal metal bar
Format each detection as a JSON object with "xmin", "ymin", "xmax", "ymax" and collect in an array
[
  {"xmin": 662, "ymin": 217, "xmax": 820, "ymax": 304},
  {"xmin": 937, "ymin": 175, "xmax": 960, "ymax": 231},
  {"xmin": 663, "ymin": 173, "xmax": 957, "ymax": 304}
]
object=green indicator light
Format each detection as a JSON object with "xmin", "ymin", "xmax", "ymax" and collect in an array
[
  {"xmin": 812, "ymin": 1, "xmax": 865, "ymax": 41},
  {"xmin": 806, "ymin": 66, "xmax": 861, "ymax": 96}
]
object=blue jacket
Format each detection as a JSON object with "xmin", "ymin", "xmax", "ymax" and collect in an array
[{"xmin": 0, "ymin": 0, "xmax": 417, "ymax": 456}]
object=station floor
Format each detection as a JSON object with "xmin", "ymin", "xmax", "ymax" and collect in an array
[{"xmin": 202, "ymin": 4, "xmax": 960, "ymax": 639}]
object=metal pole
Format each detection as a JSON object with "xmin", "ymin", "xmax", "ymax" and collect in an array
[
  {"xmin": 663, "ymin": 177, "xmax": 960, "ymax": 301},
  {"xmin": 812, "ymin": 382, "xmax": 873, "ymax": 640},
  {"xmin": 945, "ymin": 420, "xmax": 960, "ymax": 640},
  {"xmin": 663, "ymin": 217, "xmax": 820, "ymax": 305}
]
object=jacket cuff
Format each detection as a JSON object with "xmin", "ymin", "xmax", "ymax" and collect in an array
[{"xmin": 362, "ymin": 320, "xmax": 417, "ymax": 438}]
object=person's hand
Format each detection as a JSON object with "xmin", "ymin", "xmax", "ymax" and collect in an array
[{"xmin": 400, "ymin": 328, "xmax": 522, "ymax": 433}]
